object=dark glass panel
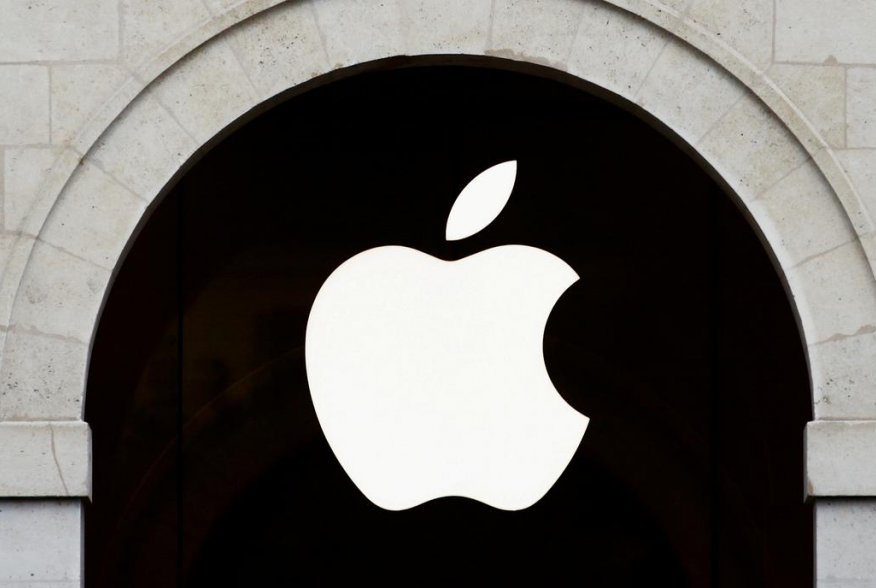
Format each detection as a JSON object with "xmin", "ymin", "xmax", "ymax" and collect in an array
[{"xmin": 86, "ymin": 61, "xmax": 812, "ymax": 587}]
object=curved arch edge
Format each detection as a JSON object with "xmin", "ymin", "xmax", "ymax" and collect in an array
[{"xmin": 0, "ymin": 0, "xmax": 873, "ymax": 497}]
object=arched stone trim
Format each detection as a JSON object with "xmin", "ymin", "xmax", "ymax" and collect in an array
[
  {"xmin": 5, "ymin": 0, "xmax": 874, "ymax": 258},
  {"xmin": 1, "ymin": 0, "xmax": 875, "ymax": 496}
]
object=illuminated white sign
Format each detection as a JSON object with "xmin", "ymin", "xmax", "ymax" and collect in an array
[{"xmin": 305, "ymin": 161, "xmax": 588, "ymax": 511}]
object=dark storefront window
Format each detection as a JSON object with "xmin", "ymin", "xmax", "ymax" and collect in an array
[{"xmin": 85, "ymin": 59, "xmax": 812, "ymax": 587}]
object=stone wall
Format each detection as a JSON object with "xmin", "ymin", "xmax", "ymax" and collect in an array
[{"xmin": 1, "ymin": 0, "xmax": 875, "ymax": 585}]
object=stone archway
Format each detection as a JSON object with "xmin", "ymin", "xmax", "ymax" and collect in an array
[
  {"xmin": 1, "ymin": 1, "xmax": 875, "ymax": 585},
  {"xmin": 81, "ymin": 58, "xmax": 815, "ymax": 585}
]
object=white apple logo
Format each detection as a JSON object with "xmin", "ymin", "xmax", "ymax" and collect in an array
[{"xmin": 305, "ymin": 161, "xmax": 588, "ymax": 511}]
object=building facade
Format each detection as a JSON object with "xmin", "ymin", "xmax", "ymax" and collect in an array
[{"xmin": 1, "ymin": 0, "xmax": 875, "ymax": 585}]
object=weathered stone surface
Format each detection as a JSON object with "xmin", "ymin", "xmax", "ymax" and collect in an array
[
  {"xmin": 837, "ymin": 149, "xmax": 876, "ymax": 224},
  {"xmin": 0, "ymin": 0, "xmax": 118, "ymax": 62},
  {"xmin": 810, "ymin": 329, "xmax": 876, "ymax": 419},
  {"xmin": 0, "ymin": 150, "xmax": 4, "ymax": 227},
  {"xmin": 811, "ymin": 148, "xmax": 873, "ymax": 239},
  {"xmin": 226, "ymin": 2, "xmax": 329, "ymax": 100},
  {"xmin": 0, "ymin": 235, "xmax": 34, "ymax": 329},
  {"xmin": 0, "ymin": 423, "xmax": 90, "ymax": 497},
  {"xmin": 686, "ymin": 0, "xmax": 773, "ymax": 68},
  {"xmin": 0, "ymin": 330, "xmax": 87, "ymax": 421},
  {"xmin": 848, "ymin": 68, "xmax": 876, "ymax": 148},
  {"xmin": 636, "ymin": 38, "xmax": 745, "ymax": 145},
  {"xmin": 51, "ymin": 64, "xmax": 131, "ymax": 147},
  {"xmin": 816, "ymin": 500, "xmax": 876, "ymax": 585},
  {"xmin": 776, "ymin": 0, "xmax": 876, "ymax": 64},
  {"xmin": 808, "ymin": 421, "xmax": 876, "ymax": 495},
  {"xmin": 40, "ymin": 161, "xmax": 146, "ymax": 270},
  {"xmin": 0, "ymin": 235, "xmax": 14, "ymax": 296},
  {"xmin": 0, "ymin": 500, "xmax": 82, "ymax": 583},
  {"xmin": 202, "ymin": 0, "xmax": 245, "ymax": 13},
  {"xmin": 655, "ymin": 0, "xmax": 692, "ymax": 13},
  {"xmin": 748, "ymin": 159, "xmax": 853, "ymax": 269},
  {"xmin": 0, "ymin": 67, "xmax": 49, "ymax": 145},
  {"xmin": 150, "ymin": 38, "xmax": 258, "ymax": 144},
  {"xmin": 0, "ymin": 582, "xmax": 81, "ymax": 587},
  {"xmin": 4, "ymin": 149, "xmax": 79, "ymax": 239},
  {"xmin": 767, "ymin": 63, "xmax": 846, "ymax": 148},
  {"xmin": 400, "ymin": 0, "xmax": 491, "ymax": 54},
  {"xmin": 786, "ymin": 240, "xmax": 876, "ymax": 345},
  {"xmin": 3, "ymin": 148, "xmax": 60, "ymax": 234},
  {"xmin": 490, "ymin": 0, "xmax": 586, "ymax": 67},
  {"xmin": 567, "ymin": 2, "xmax": 669, "ymax": 98},
  {"xmin": 10, "ymin": 240, "xmax": 109, "ymax": 343},
  {"xmin": 91, "ymin": 93, "xmax": 197, "ymax": 203},
  {"xmin": 313, "ymin": 0, "xmax": 405, "ymax": 68},
  {"xmin": 696, "ymin": 92, "xmax": 810, "ymax": 202},
  {"xmin": 121, "ymin": 0, "xmax": 211, "ymax": 70}
]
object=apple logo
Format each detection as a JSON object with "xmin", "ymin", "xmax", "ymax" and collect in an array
[{"xmin": 305, "ymin": 161, "xmax": 589, "ymax": 511}]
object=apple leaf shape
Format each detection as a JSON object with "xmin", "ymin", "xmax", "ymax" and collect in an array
[{"xmin": 446, "ymin": 160, "xmax": 517, "ymax": 241}]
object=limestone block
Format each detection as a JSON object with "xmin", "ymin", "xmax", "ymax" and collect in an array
[
  {"xmin": 0, "ymin": 422, "xmax": 90, "ymax": 497},
  {"xmin": 150, "ymin": 38, "xmax": 259, "ymax": 144},
  {"xmin": 816, "ymin": 500, "xmax": 876, "ymax": 585},
  {"xmin": 400, "ymin": 0, "xmax": 491, "ymax": 55},
  {"xmin": 0, "ymin": 0, "xmax": 118, "ymax": 61},
  {"xmin": 51, "ymin": 64, "xmax": 132, "ymax": 148},
  {"xmin": 654, "ymin": 0, "xmax": 691, "ymax": 14},
  {"xmin": 686, "ymin": 0, "xmax": 773, "ymax": 69},
  {"xmin": 204, "ymin": 0, "xmax": 287, "ymax": 15},
  {"xmin": 0, "ymin": 501, "xmax": 82, "ymax": 584},
  {"xmin": 807, "ymin": 421, "xmax": 876, "ymax": 496},
  {"xmin": 39, "ymin": 162, "xmax": 146, "ymax": 270},
  {"xmin": 490, "ymin": 0, "xmax": 586, "ymax": 67},
  {"xmin": 0, "ymin": 235, "xmax": 13, "ymax": 293},
  {"xmin": 811, "ymin": 148, "xmax": 873, "ymax": 240},
  {"xmin": 226, "ymin": 2, "xmax": 330, "ymax": 101},
  {"xmin": 0, "ymin": 150, "xmax": 4, "ymax": 227},
  {"xmin": 748, "ymin": 159, "xmax": 854, "ymax": 269},
  {"xmin": 567, "ymin": 2, "xmax": 669, "ymax": 98},
  {"xmin": 696, "ymin": 92, "xmax": 810, "ymax": 203},
  {"xmin": 810, "ymin": 330, "xmax": 876, "ymax": 419},
  {"xmin": 3, "ymin": 148, "xmax": 61, "ymax": 234},
  {"xmin": 848, "ymin": 68, "xmax": 876, "ymax": 148},
  {"xmin": 312, "ymin": 0, "xmax": 406, "ymax": 68},
  {"xmin": 203, "ymin": 0, "xmax": 245, "ymax": 12},
  {"xmin": 776, "ymin": 0, "xmax": 876, "ymax": 64},
  {"xmin": 0, "ymin": 582, "xmax": 80, "ymax": 587},
  {"xmin": 10, "ymin": 240, "xmax": 109, "ymax": 343},
  {"xmin": 767, "ymin": 63, "xmax": 846, "ymax": 149},
  {"xmin": 786, "ymin": 240, "xmax": 876, "ymax": 346},
  {"xmin": 5, "ymin": 149, "xmax": 79, "ymax": 240},
  {"xmin": 121, "ymin": 0, "xmax": 212, "ymax": 70},
  {"xmin": 837, "ymin": 149, "xmax": 876, "ymax": 225},
  {"xmin": 0, "ymin": 246, "xmax": 11, "ymax": 352},
  {"xmin": 862, "ymin": 232, "xmax": 876, "ymax": 276},
  {"xmin": 635, "ymin": 38, "xmax": 745, "ymax": 146},
  {"xmin": 0, "ymin": 67, "xmax": 48, "ymax": 145},
  {"xmin": 91, "ymin": 93, "xmax": 198, "ymax": 203},
  {"xmin": 0, "ymin": 235, "xmax": 34, "ymax": 329},
  {"xmin": 0, "ymin": 330, "xmax": 87, "ymax": 421}
]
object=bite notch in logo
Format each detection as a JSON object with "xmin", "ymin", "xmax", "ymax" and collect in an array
[{"xmin": 305, "ymin": 161, "xmax": 589, "ymax": 511}]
